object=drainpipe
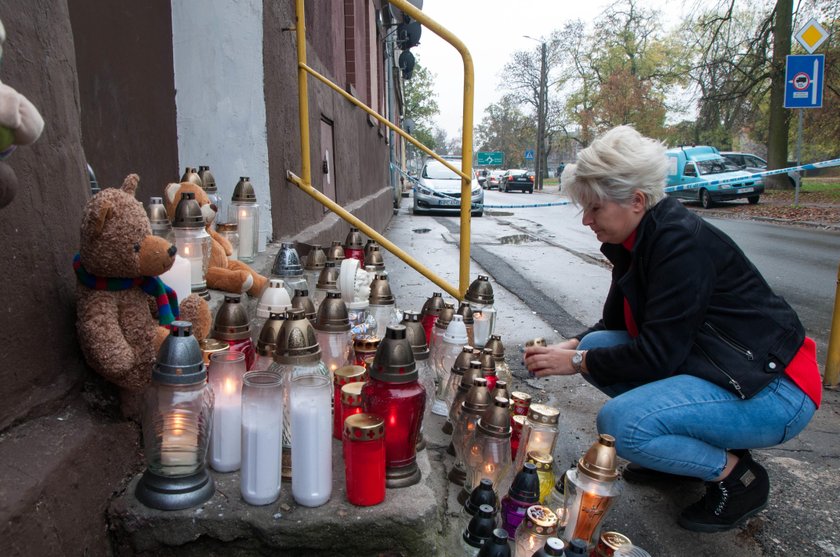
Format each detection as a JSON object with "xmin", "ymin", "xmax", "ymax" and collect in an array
[{"xmin": 384, "ymin": 26, "xmax": 398, "ymax": 209}]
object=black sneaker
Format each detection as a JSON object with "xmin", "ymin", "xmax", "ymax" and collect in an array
[
  {"xmin": 678, "ymin": 451, "xmax": 769, "ymax": 533},
  {"xmin": 621, "ymin": 463, "xmax": 702, "ymax": 484}
]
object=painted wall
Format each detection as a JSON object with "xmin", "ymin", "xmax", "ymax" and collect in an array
[{"xmin": 171, "ymin": 0, "xmax": 271, "ymax": 251}]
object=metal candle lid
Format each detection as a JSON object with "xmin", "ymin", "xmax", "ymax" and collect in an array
[
  {"xmin": 273, "ymin": 308, "xmax": 322, "ymax": 364},
  {"xmin": 314, "ymin": 291, "xmax": 351, "ymax": 332},
  {"xmin": 521, "ymin": 505, "xmax": 558, "ymax": 537},
  {"xmin": 291, "ymin": 289, "xmax": 316, "ymax": 321},
  {"xmin": 272, "ymin": 242, "xmax": 303, "ymax": 277},
  {"xmin": 256, "ymin": 313, "xmax": 285, "ymax": 357},
  {"xmin": 343, "ymin": 412, "xmax": 384, "ymax": 440},
  {"xmin": 421, "ymin": 292, "xmax": 445, "ymax": 317},
  {"xmin": 181, "ymin": 167, "xmax": 202, "ymax": 186},
  {"xmin": 526, "ymin": 451, "xmax": 554, "ymax": 472},
  {"xmin": 463, "ymin": 377, "xmax": 491, "ymax": 414},
  {"xmin": 212, "ymin": 294, "xmax": 252, "ymax": 340},
  {"xmin": 458, "ymin": 360, "xmax": 484, "ymax": 394},
  {"xmin": 365, "ymin": 245, "xmax": 386, "ymax": 271},
  {"xmin": 434, "ymin": 303, "xmax": 456, "ymax": 330},
  {"xmin": 452, "ymin": 346, "xmax": 476, "ymax": 379},
  {"xmin": 480, "ymin": 348, "xmax": 496, "ymax": 376},
  {"xmin": 232, "ymin": 176, "xmax": 256, "ymax": 202},
  {"xmin": 334, "ymin": 365, "xmax": 367, "ymax": 387},
  {"xmin": 511, "ymin": 391, "xmax": 532, "ymax": 410},
  {"xmin": 465, "ymin": 274, "xmax": 495, "ymax": 305},
  {"xmin": 464, "ymin": 478, "xmax": 498, "ymax": 515},
  {"xmin": 147, "ymin": 197, "xmax": 171, "ymax": 227},
  {"xmin": 316, "ymin": 261, "xmax": 339, "ymax": 289},
  {"xmin": 304, "ymin": 245, "xmax": 327, "ymax": 271},
  {"xmin": 512, "ymin": 414, "xmax": 527, "ymax": 432},
  {"xmin": 216, "ymin": 222, "xmax": 238, "ymax": 233},
  {"xmin": 456, "ymin": 301, "xmax": 474, "ymax": 325},
  {"xmin": 344, "ymin": 227, "xmax": 365, "ymax": 249},
  {"xmin": 340, "ymin": 381, "xmax": 365, "ymax": 407},
  {"xmin": 492, "ymin": 381, "xmax": 508, "ymax": 400},
  {"xmin": 477, "ymin": 396, "xmax": 511, "ymax": 438},
  {"xmin": 528, "ymin": 403, "xmax": 560, "ymax": 425},
  {"xmin": 485, "ymin": 335, "xmax": 505, "ymax": 359},
  {"xmin": 199, "ymin": 338, "xmax": 229, "ymax": 366},
  {"xmin": 172, "ymin": 192, "xmax": 204, "ymax": 228},
  {"xmin": 327, "ymin": 240, "xmax": 345, "ymax": 262},
  {"xmin": 578, "ymin": 433, "xmax": 619, "ymax": 482},
  {"xmin": 526, "ymin": 338, "xmax": 547, "ymax": 348},
  {"xmin": 401, "ymin": 311, "xmax": 429, "ymax": 361},
  {"xmin": 364, "ymin": 239, "xmax": 377, "ymax": 259},
  {"xmin": 153, "ymin": 321, "xmax": 206, "ymax": 384},
  {"xmin": 369, "ymin": 274, "xmax": 395, "ymax": 306},
  {"xmin": 197, "ymin": 166, "xmax": 216, "ymax": 192},
  {"xmin": 256, "ymin": 278, "xmax": 292, "ymax": 318},
  {"xmin": 370, "ymin": 325, "xmax": 417, "ymax": 383}
]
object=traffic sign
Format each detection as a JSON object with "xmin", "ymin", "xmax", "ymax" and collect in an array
[
  {"xmin": 784, "ymin": 55, "xmax": 824, "ymax": 109},
  {"xmin": 476, "ymin": 151, "xmax": 504, "ymax": 166},
  {"xmin": 524, "ymin": 149, "xmax": 535, "ymax": 161},
  {"xmin": 795, "ymin": 18, "xmax": 828, "ymax": 54}
]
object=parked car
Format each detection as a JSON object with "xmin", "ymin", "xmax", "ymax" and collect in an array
[
  {"xmin": 412, "ymin": 158, "xmax": 484, "ymax": 217},
  {"xmin": 500, "ymin": 169, "xmax": 534, "ymax": 193},
  {"xmin": 484, "ymin": 169, "xmax": 505, "ymax": 190},
  {"xmin": 720, "ymin": 151, "xmax": 800, "ymax": 188},
  {"xmin": 666, "ymin": 146, "xmax": 763, "ymax": 208}
]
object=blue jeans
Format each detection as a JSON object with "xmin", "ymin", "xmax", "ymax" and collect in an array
[{"xmin": 579, "ymin": 330, "xmax": 817, "ymax": 481}]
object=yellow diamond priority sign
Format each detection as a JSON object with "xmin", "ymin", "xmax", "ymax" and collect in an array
[{"xmin": 795, "ymin": 18, "xmax": 827, "ymax": 54}]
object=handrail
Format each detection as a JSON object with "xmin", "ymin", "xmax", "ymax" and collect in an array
[{"xmin": 291, "ymin": 0, "xmax": 475, "ymax": 297}]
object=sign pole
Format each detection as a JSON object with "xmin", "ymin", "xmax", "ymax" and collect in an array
[{"xmin": 795, "ymin": 108, "xmax": 803, "ymax": 205}]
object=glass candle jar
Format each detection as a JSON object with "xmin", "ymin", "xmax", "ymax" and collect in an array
[
  {"xmin": 420, "ymin": 292, "xmax": 445, "ymax": 341},
  {"xmin": 208, "ymin": 351, "xmax": 247, "ymax": 472},
  {"xmin": 429, "ymin": 303, "xmax": 455, "ymax": 378},
  {"xmin": 465, "ymin": 275, "xmax": 496, "ymax": 348},
  {"xmin": 343, "ymin": 413, "xmax": 386, "ymax": 507},
  {"xmin": 510, "ymin": 392, "xmax": 532, "ymax": 421},
  {"xmin": 343, "ymin": 227, "xmax": 365, "ymax": 263},
  {"xmin": 526, "ymin": 451, "xmax": 556, "ymax": 504},
  {"xmin": 514, "ymin": 505, "xmax": 559, "ymax": 557},
  {"xmin": 229, "ymin": 177, "xmax": 259, "ymax": 262},
  {"xmin": 314, "ymin": 291, "xmax": 353, "ymax": 377},
  {"xmin": 136, "ymin": 322, "xmax": 215, "ymax": 510},
  {"xmin": 291, "ymin": 289, "xmax": 317, "ymax": 323},
  {"xmin": 240, "ymin": 370, "xmax": 284, "ymax": 505},
  {"xmin": 562, "ymin": 435, "xmax": 622, "ymax": 549},
  {"xmin": 254, "ymin": 312, "xmax": 285, "ymax": 372},
  {"xmin": 303, "ymin": 244, "xmax": 327, "ymax": 295},
  {"xmin": 314, "ymin": 261, "xmax": 340, "ymax": 309},
  {"xmin": 486, "ymin": 335, "xmax": 513, "ymax": 392},
  {"xmin": 212, "ymin": 294, "xmax": 255, "ymax": 370},
  {"xmin": 369, "ymin": 274, "xmax": 397, "ymax": 340},
  {"xmin": 333, "ymin": 365, "xmax": 367, "ymax": 439},
  {"xmin": 216, "ymin": 222, "xmax": 240, "ymax": 261},
  {"xmin": 252, "ymin": 279, "xmax": 292, "ymax": 344},
  {"xmin": 451, "ymin": 377, "xmax": 490, "ymax": 487},
  {"xmin": 456, "ymin": 302, "xmax": 476, "ymax": 348},
  {"xmin": 340, "ymin": 381, "xmax": 365, "ymax": 435},
  {"xmin": 464, "ymin": 396, "xmax": 512, "ymax": 498},
  {"xmin": 500, "ymin": 463, "xmax": 542, "ymax": 537},
  {"xmin": 480, "ymin": 347, "xmax": 498, "ymax": 392},
  {"xmin": 172, "ymin": 192, "xmax": 212, "ymax": 298},
  {"xmin": 434, "ymin": 314, "xmax": 468, "ymax": 413},
  {"xmin": 511, "ymin": 415, "xmax": 527, "ymax": 461},
  {"xmin": 362, "ymin": 325, "xmax": 426, "ymax": 488},
  {"xmin": 200, "ymin": 338, "xmax": 229, "ymax": 368},
  {"xmin": 290, "ymin": 374, "xmax": 333, "ymax": 507},
  {"xmin": 197, "ymin": 166, "xmax": 222, "ymax": 223},
  {"xmin": 442, "ymin": 350, "xmax": 480, "ymax": 422},
  {"xmin": 513, "ymin": 404, "xmax": 561, "ymax": 475}
]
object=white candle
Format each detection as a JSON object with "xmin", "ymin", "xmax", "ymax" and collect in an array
[
  {"xmin": 238, "ymin": 209, "xmax": 256, "ymax": 261},
  {"xmin": 160, "ymin": 411, "xmax": 198, "ymax": 470},
  {"xmin": 160, "ymin": 253, "xmax": 191, "ymax": 304},
  {"xmin": 291, "ymin": 376, "xmax": 332, "ymax": 507},
  {"xmin": 473, "ymin": 311, "xmax": 492, "ymax": 347},
  {"xmin": 240, "ymin": 416, "xmax": 283, "ymax": 505},
  {"xmin": 209, "ymin": 377, "xmax": 241, "ymax": 472},
  {"xmin": 181, "ymin": 243, "xmax": 204, "ymax": 288}
]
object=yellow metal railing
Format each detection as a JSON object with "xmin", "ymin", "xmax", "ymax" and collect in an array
[
  {"xmin": 291, "ymin": 0, "xmax": 475, "ymax": 298},
  {"xmin": 824, "ymin": 261, "xmax": 840, "ymax": 387}
]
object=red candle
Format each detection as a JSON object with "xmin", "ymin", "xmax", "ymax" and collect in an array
[
  {"xmin": 511, "ymin": 414, "xmax": 527, "ymax": 460},
  {"xmin": 340, "ymin": 382, "xmax": 365, "ymax": 435},
  {"xmin": 343, "ymin": 413, "xmax": 386, "ymax": 506},
  {"xmin": 333, "ymin": 365, "xmax": 367, "ymax": 439},
  {"xmin": 226, "ymin": 337, "xmax": 256, "ymax": 370}
]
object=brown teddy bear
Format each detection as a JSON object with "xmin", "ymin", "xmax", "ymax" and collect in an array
[
  {"xmin": 75, "ymin": 174, "xmax": 211, "ymax": 393},
  {"xmin": 163, "ymin": 181, "xmax": 267, "ymax": 297}
]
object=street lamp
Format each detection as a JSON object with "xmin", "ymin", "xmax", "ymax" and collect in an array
[{"xmin": 524, "ymin": 36, "xmax": 548, "ymax": 191}]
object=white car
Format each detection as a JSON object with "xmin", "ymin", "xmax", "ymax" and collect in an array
[
  {"xmin": 720, "ymin": 152, "xmax": 800, "ymax": 188},
  {"xmin": 412, "ymin": 158, "xmax": 484, "ymax": 217}
]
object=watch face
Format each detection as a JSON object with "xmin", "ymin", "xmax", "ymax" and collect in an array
[{"xmin": 572, "ymin": 352, "xmax": 582, "ymax": 365}]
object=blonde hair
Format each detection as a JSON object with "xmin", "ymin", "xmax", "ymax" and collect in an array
[{"xmin": 563, "ymin": 126, "xmax": 667, "ymax": 210}]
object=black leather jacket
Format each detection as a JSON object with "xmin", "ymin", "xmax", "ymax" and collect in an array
[{"xmin": 578, "ymin": 197, "xmax": 805, "ymax": 399}]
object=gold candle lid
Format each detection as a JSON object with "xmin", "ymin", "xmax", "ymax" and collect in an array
[
  {"xmin": 199, "ymin": 338, "xmax": 229, "ymax": 366},
  {"xmin": 512, "ymin": 414, "xmax": 527, "ymax": 431},
  {"xmin": 334, "ymin": 365, "xmax": 367, "ymax": 387},
  {"xmin": 600, "ymin": 532, "xmax": 632, "ymax": 552},
  {"xmin": 304, "ymin": 245, "xmax": 327, "ymax": 271},
  {"xmin": 434, "ymin": 303, "xmax": 456, "ymax": 330},
  {"xmin": 456, "ymin": 301, "xmax": 474, "ymax": 325},
  {"xmin": 528, "ymin": 403, "xmax": 560, "ymax": 425},
  {"xmin": 511, "ymin": 391, "xmax": 532, "ymax": 407},
  {"xmin": 421, "ymin": 292, "xmax": 446, "ymax": 317},
  {"xmin": 327, "ymin": 240, "xmax": 345, "ymax": 262},
  {"xmin": 525, "ymin": 337, "xmax": 547, "ymax": 348},
  {"xmin": 477, "ymin": 396, "xmax": 511, "ymax": 438},
  {"xmin": 340, "ymin": 381, "xmax": 365, "ymax": 406},
  {"xmin": 526, "ymin": 451, "xmax": 554, "ymax": 472},
  {"xmin": 344, "ymin": 413, "xmax": 384, "ymax": 441},
  {"xmin": 578, "ymin": 433, "xmax": 619, "ymax": 482},
  {"xmin": 522, "ymin": 505, "xmax": 558, "ymax": 536},
  {"xmin": 485, "ymin": 334, "xmax": 505, "ymax": 359}
]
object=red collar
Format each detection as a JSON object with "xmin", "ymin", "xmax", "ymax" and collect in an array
[{"xmin": 622, "ymin": 228, "xmax": 637, "ymax": 251}]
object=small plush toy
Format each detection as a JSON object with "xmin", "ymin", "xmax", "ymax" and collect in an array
[
  {"xmin": 0, "ymin": 17, "xmax": 45, "ymax": 208},
  {"xmin": 164, "ymin": 181, "xmax": 267, "ymax": 297},
  {"xmin": 75, "ymin": 174, "xmax": 211, "ymax": 393}
]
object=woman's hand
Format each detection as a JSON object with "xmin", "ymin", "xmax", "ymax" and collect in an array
[{"xmin": 524, "ymin": 339, "xmax": 581, "ymax": 378}]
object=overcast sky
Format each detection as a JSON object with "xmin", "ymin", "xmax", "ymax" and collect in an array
[{"xmin": 415, "ymin": 0, "xmax": 694, "ymax": 138}]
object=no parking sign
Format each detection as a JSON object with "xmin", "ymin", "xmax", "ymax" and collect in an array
[{"xmin": 784, "ymin": 55, "xmax": 824, "ymax": 108}]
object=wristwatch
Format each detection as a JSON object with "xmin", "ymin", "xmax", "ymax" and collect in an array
[{"xmin": 571, "ymin": 350, "xmax": 586, "ymax": 374}]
